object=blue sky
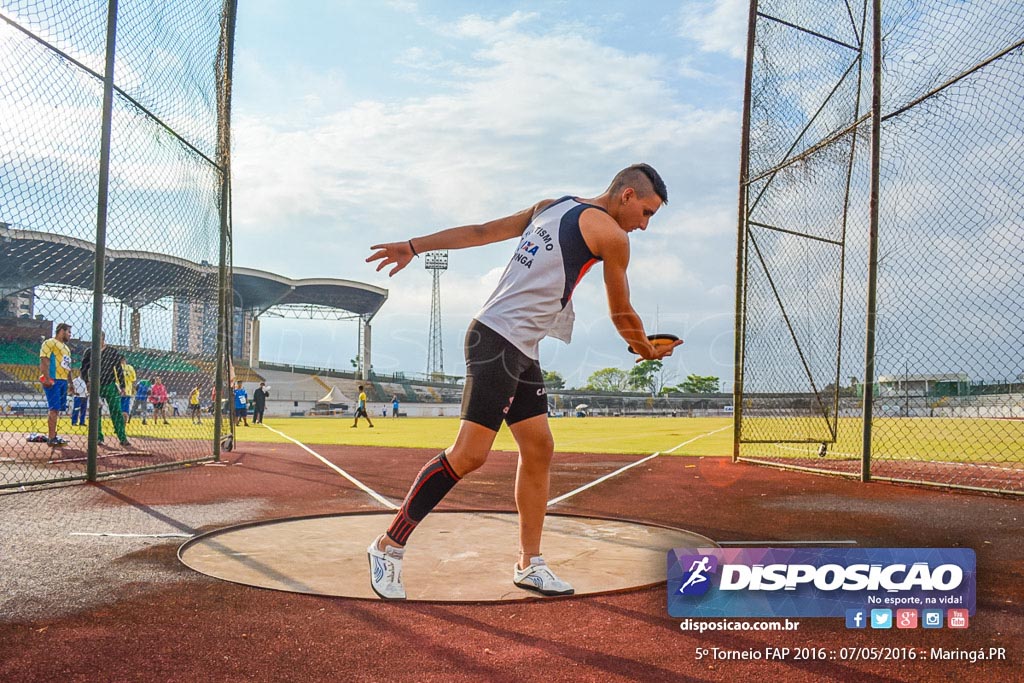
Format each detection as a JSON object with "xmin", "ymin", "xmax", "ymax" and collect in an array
[{"xmin": 230, "ymin": 0, "xmax": 749, "ymax": 388}]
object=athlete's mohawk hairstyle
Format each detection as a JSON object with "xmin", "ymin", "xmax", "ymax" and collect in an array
[{"xmin": 610, "ymin": 163, "xmax": 668, "ymax": 204}]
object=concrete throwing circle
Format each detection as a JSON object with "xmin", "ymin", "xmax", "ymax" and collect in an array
[{"xmin": 179, "ymin": 511, "xmax": 716, "ymax": 602}]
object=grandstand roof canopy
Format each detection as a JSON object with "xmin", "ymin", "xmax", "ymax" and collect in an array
[
  {"xmin": 232, "ymin": 267, "xmax": 386, "ymax": 317},
  {"xmin": 0, "ymin": 227, "xmax": 387, "ymax": 319}
]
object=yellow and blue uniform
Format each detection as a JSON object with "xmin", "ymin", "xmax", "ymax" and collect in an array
[
  {"xmin": 121, "ymin": 363, "xmax": 136, "ymax": 414},
  {"xmin": 39, "ymin": 337, "xmax": 71, "ymax": 411},
  {"xmin": 356, "ymin": 391, "xmax": 369, "ymax": 417}
]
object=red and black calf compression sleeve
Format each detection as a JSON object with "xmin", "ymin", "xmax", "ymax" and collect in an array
[{"xmin": 386, "ymin": 452, "xmax": 461, "ymax": 545}]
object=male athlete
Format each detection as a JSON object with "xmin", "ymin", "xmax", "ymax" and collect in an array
[
  {"xmin": 351, "ymin": 385, "xmax": 374, "ymax": 428},
  {"xmin": 233, "ymin": 380, "xmax": 249, "ymax": 427},
  {"xmin": 120, "ymin": 358, "xmax": 136, "ymax": 422},
  {"xmin": 365, "ymin": 164, "xmax": 682, "ymax": 600},
  {"xmin": 39, "ymin": 322, "xmax": 73, "ymax": 447}
]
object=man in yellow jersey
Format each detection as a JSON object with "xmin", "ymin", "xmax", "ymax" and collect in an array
[
  {"xmin": 39, "ymin": 322, "xmax": 73, "ymax": 447},
  {"xmin": 351, "ymin": 384, "xmax": 374, "ymax": 428},
  {"xmin": 120, "ymin": 358, "xmax": 136, "ymax": 423},
  {"xmin": 189, "ymin": 385, "xmax": 202, "ymax": 424}
]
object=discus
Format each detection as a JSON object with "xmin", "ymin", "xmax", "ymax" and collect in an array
[{"xmin": 627, "ymin": 333, "xmax": 680, "ymax": 354}]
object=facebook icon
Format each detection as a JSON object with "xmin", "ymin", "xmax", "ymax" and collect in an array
[{"xmin": 846, "ymin": 609, "xmax": 866, "ymax": 629}]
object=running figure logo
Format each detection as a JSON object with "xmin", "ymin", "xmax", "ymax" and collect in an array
[{"xmin": 677, "ymin": 554, "xmax": 718, "ymax": 596}]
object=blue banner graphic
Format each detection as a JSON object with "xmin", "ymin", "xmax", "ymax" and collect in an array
[{"xmin": 667, "ymin": 548, "xmax": 975, "ymax": 618}]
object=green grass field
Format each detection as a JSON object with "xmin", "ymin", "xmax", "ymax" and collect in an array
[
  {"xmin": 248, "ymin": 417, "xmax": 734, "ymax": 456},
  {"xmin": 740, "ymin": 417, "xmax": 1024, "ymax": 464},
  {"xmin": 0, "ymin": 415, "xmax": 730, "ymax": 455},
  {"xmin": 4, "ymin": 414, "xmax": 1022, "ymax": 462}
]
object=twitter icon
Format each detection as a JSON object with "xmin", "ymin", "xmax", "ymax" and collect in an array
[{"xmin": 870, "ymin": 609, "xmax": 893, "ymax": 629}]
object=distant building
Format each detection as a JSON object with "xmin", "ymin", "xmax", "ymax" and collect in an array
[
  {"xmin": 877, "ymin": 373, "xmax": 970, "ymax": 398},
  {"xmin": 171, "ymin": 297, "xmax": 251, "ymax": 359},
  {"xmin": 1, "ymin": 290, "xmax": 34, "ymax": 319},
  {"xmin": 0, "ymin": 315, "xmax": 51, "ymax": 341}
]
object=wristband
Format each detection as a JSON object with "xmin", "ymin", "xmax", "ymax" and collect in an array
[{"xmin": 408, "ymin": 239, "xmax": 419, "ymax": 257}]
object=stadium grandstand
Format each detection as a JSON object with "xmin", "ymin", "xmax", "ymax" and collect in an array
[{"xmin": 0, "ymin": 225, "xmax": 473, "ymax": 417}]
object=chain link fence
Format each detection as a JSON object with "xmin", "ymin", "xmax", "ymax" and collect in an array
[
  {"xmin": 735, "ymin": 0, "xmax": 1024, "ymax": 494},
  {"xmin": 548, "ymin": 392, "xmax": 732, "ymax": 418},
  {"xmin": 0, "ymin": 0, "xmax": 236, "ymax": 488}
]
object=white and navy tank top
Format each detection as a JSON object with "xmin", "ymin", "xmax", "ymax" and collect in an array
[{"xmin": 475, "ymin": 196, "xmax": 602, "ymax": 359}]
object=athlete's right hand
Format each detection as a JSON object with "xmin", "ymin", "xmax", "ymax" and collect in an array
[
  {"xmin": 634, "ymin": 339, "xmax": 684, "ymax": 363},
  {"xmin": 367, "ymin": 241, "xmax": 416, "ymax": 277}
]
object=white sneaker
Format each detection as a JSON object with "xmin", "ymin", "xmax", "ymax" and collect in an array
[
  {"xmin": 367, "ymin": 535, "xmax": 406, "ymax": 600},
  {"xmin": 513, "ymin": 557, "xmax": 574, "ymax": 596}
]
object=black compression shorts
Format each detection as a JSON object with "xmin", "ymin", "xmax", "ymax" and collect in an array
[{"xmin": 460, "ymin": 319, "xmax": 548, "ymax": 432}]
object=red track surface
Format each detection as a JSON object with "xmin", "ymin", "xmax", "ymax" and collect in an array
[{"xmin": 1, "ymin": 442, "xmax": 1020, "ymax": 682}]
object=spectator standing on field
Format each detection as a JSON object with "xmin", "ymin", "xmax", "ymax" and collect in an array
[
  {"xmin": 134, "ymin": 378, "xmax": 151, "ymax": 425},
  {"xmin": 189, "ymin": 385, "xmax": 202, "ymax": 424},
  {"xmin": 252, "ymin": 382, "xmax": 269, "ymax": 424},
  {"xmin": 80, "ymin": 333, "xmax": 131, "ymax": 449},
  {"xmin": 149, "ymin": 377, "xmax": 170, "ymax": 424},
  {"xmin": 120, "ymin": 358, "xmax": 136, "ymax": 423},
  {"xmin": 351, "ymin": 384, "xmax": 374, "ymax": 428},
  {"xmin": 392, "ymin": 395, "xmax": 400, "ymax": 418},
  {"xmin": 38, "ymin": 322, "xmax": 72, "ymax": 447},
  {"xmin": 70, "ymin": 369, "xmax": 88, "ymax": 427},
  {"xmin": 234, "ymin": 380, "xmax": 249, "ymax": 427}
]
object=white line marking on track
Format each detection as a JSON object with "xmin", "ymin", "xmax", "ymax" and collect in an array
[
  {"xmin": 261, "ymin": 423, "xmax": 399, "ymax": 510},
  {"xmin": 70, "ymin": 532, "xmax": 194, "ymax": 539},
  {"xmin": 762, "ymin": 443, "xmax": 1023, "ymax": 472},
  {"xmin": 546, "ymin": 425, "xmax": 731, "ymax": 507}
]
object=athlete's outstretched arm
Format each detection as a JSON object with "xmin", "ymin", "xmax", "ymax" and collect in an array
[
  {"xmin": 586, "ymin": 212, "xmax": 683, "ymax": 362},
  {"xmin": 367, "ymin": 199, "xmax": 555, "ymax": 277}
]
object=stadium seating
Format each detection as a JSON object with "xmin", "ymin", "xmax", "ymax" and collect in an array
[
  {"xmin": 0, "ymin": 363, "xmax": 39, "ymax": 383},
  {"xmin": 234, "ymin": 365, "xmax": 265, "ymax": 384},
  {"xmin": 122, "ymin": 349, "xmax": 200, "ymax": 373},
  {"xmin": 0, "ymin": 338, "xmax": 471, "ymax": 408},
  {"xmin": 0, "ymin": 366, "xmax": 32, "ymax": 393},
  {"xmin": 0, "ymin": 339, "xmax": 39, "ymax": 366},
  {"xmin": 253, "ymin": 368, "xmax": 343, "ymax": 402},
  {"xmin": 0, "ymin": 337, "xmax": 256, "ymax": 403}
]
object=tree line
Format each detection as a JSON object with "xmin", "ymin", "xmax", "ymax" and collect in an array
[{"xmin": 543, "ymin": 362, "xmax": 720, "ymax": 395}]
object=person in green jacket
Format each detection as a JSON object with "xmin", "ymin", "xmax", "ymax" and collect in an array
[{"xmin": 80, "ymin": 334, "xmax": 132, "ymax": 449}]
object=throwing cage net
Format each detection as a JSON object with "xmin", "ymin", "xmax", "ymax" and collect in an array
[
  {"xmin": 0, "ymin": 0, "xmax": 237, "ymax": 488},
  {"xmin": 735, "ymin": 0, "xmax": 1024, "ymax": 493}
]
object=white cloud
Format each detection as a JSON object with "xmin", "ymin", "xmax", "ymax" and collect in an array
[
  {"xmin": 452, "ymin": 11, "xmax": 540, "ymax": 40},
  {"xmin": 394, "ymin": 46, "xmax": 448, "ymax": 71},
  {"xmin": 384, "ymin": 0, "xmax": 418, "ymax": 13},
  {"xmin": 679, "ymin": 0, "xmax": 748, "ymax": 60}
]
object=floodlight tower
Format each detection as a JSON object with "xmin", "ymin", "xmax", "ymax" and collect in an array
[{"xmin": 424, "ymin": 250, "xmax": 448, "ymax": 378}]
